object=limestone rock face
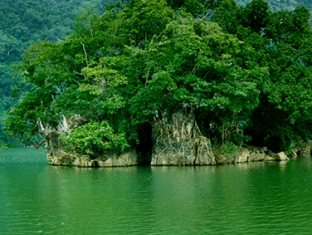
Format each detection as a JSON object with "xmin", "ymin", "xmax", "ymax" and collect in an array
[
  {"xmin": 45, "ymin": 134, "xmax": 138, "ymax": 167},
  {"xmin": 292, "ymin": 140, "xmax": 311, "ymax": 156},
  {"xmin": 214, "ymin": 146, "xmax": 289, "ymax": 164},
  {"xmin": 69, "ymin": 149, "xmax": 138, "ymax": 167},
  {"xmin": 276, "ymin": 152, "xmax": 289, "ymax": 161},
  {"xmin": 234, "ymin": 148, "xmax": 249, "ymax": 163},
  {"xmin": 100, "ymin": 149, "xmax": 138, "ymax": 167},
  {"xmin": 151, "ymin": 110, "xmax": 216, "ymax": 166},
  {"xmin": 214, "ymin": 146, "xmax": 265, "ymax": 164},
  {"xmin": 40, "ymin": 114, "xmax": 289, "ymax": 167},
  {"xmin": 291, "ymin": 150, "xmax": 297, "ymax": 158},
  {"xmin": 149, "ymin": 110, "xmax": 289, "ymax": 166},
  {"xmin": 44, "ymin": 129, "xmax": 72, "ymax": 166},
  {"xmin": 248, "ymin": 146, "xmax": 266, "ymax": 162},
  {"xmin": 265, "ymin": 151, "xmax": 289, "ymax": 161},
  {"xmin": 40, "ymin": 115, "xmax": 138, "ymax": 167},
  {"xmin": 46, "ymin": 149, "xmax": 72, "ymax": 166}
]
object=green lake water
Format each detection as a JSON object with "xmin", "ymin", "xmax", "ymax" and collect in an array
[{"xmin": 1, "ymin": 148, "xmax": 312, "ymax": 234}]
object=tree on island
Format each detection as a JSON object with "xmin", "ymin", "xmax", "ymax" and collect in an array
[{"xmin": 3, "ymin": 0, "xmax": 312, "ymax": 164}]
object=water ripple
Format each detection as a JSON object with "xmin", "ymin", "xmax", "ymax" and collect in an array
[{"xmin": 1, "ymin": 150, "xmax": 312, "ymax": 234}]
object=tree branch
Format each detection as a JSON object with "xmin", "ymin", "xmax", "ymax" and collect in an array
[
  {"xmin": 80, "ymin": 42, "xmax": 89, "ymax": 68},
  {"xmin": 31, "ymin": 133, "xmax": 46, "ymax": 150}
]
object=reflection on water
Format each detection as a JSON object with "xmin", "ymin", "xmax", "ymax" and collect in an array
[{"xmin": 1, "ymin": 148, "xmax": 312, "ymax": 234}]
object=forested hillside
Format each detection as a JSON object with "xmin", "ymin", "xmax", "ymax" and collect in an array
[
  {"xmin": 236, "ymin": 0, "xmax": 312, "ymax": 11},
  {"xmin": 0, "ymin": 0, "xmax": 109, "ymax": 144}
]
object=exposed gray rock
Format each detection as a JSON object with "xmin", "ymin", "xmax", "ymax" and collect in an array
[
  {"xmin": 248, "ymin": 146, "xmax": 266, "ymax": 162},
  {"xmin": 100, "ymin": 149, "xmax": 138, "ymax": 167},
  {"xmin": 151, "ymin": 110, "xmax": 216, "ymax": 166},
  {"xmin": 46, "ymin": 149, "xmax": 72, "ymax": 166},
  {"xmin": 215, "ymin": 154, "xmax": 228, "ymax": 164},
  {"xmin": 275, "ymin": 152, "xmax": 289, "ymax": 161},
  {"xmin": 39, "ymin": 114, "xmax": 289, "ymax": 167},
  {"xmin": 291, "ymin": 140, "xmax": 311, "ymax": 157},
  {"xmin": 213, "ymin": 146, "xmax": 288, "ymax": 164},
  {"xmin": 265, "ymin": 151, "xmax": 289, "ymax": 161},
  {"xmin": 234, "ymin": 148, "xmax": 249, "ymax": 163},
  {"xmin": 291, "ymin": 150, "xmax": 297, "ymax": 158},
  {"xmin": 264, "ymin": 155, "xmax": 275, "ymax": 161}
]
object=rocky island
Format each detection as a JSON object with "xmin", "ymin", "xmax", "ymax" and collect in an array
[
  {"xmin": 40, "ymin": 112, "xmax": 292, "ymax": 167},
  {"xmin": 3, "ymin": 0, "xmax": 312, "ymax": 166}
]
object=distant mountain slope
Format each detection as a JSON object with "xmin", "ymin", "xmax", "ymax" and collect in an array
[
  {"xmin": 0, "ymin": 0, "xmax": 109, "ymax": 144},
  {"xmin": 236, "ymin": 0, "xmax": 312, "ymax": 12}
]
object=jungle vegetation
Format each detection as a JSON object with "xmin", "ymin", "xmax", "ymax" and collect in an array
[{"xmin": 3, "ymin": 0, "xmax": 312, "ymax": 156}]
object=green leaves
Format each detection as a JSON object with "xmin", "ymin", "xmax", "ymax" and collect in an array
[
  {"xmin": 5, "ymin": 0, "xmax": 312, "ymax": 154},
  {"xmin": 126, "ymin": 17, "xmax": 261, "ymax": 118},
  {"xmin": 120, "ymin": 0, "xmax": 174, "ymax": 48},
  {"xmin": 60, "ymin": 120, "xmax": 129, "ymax": 156},
  {"xmin": 213, "ymin": 0, "xmax": 312, "ymax": 150}
]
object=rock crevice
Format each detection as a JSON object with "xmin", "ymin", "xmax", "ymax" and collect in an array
[
  {"xmin": 39, "ymin": 113, "xmax": 289, "ymax": 167},
  {"xmin": 151, "ymin": 110, "xmax": 216, "ymax": 166}
]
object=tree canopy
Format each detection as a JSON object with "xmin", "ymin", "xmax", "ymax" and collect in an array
[{"xmin": 3, "ymin": 0, "xmax": 312, "ymax": 154}]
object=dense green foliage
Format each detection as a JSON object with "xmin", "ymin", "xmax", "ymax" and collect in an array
[
  {"xmin": 3, "ymin": 0, "xmax": 312, "ymax": 155},
  {"xmin": 60, "ymin": 120, "xmax": 129, "ymax": 156},
  {"xmin": 0, "ymin": 0, "xmax": 109, "ymax": 144},
  {"xmin": 212, "ymin": 0, "xmax": 312, "ymax": 151}
]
